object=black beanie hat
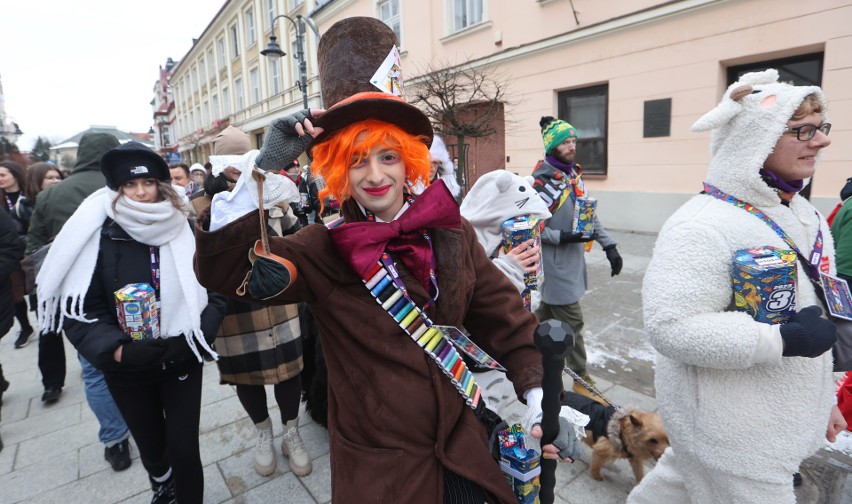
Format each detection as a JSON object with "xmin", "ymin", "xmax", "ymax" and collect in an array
[{"xmin": 100, "ymin": 141, "xmax": 170, "ymax": 190}]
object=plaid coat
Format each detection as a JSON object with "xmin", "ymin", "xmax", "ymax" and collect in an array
[{"xmin": 215, "ymin": 299, "xmax": 303, "ymax": 385}]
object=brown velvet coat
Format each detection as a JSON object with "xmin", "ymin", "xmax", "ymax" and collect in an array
[{"xmin": 194, "ymin": 200, "xmax": 542, "ymax": 503}]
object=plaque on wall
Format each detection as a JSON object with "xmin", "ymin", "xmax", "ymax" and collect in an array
[{"xmin": 644, "ymin": 98, "xmax": 672, "ymax": 138}]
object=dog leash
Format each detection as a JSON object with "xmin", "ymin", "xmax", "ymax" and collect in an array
[{"xmin": 563, "ymin": 367, "xmax": 621, "ymax": 410}]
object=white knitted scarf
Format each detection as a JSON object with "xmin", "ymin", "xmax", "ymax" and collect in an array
[{"xmin": 36, "ymin": 187, "xmax": 217, "ymax": 363}]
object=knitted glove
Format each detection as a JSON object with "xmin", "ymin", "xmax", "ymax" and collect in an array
[
  {"xmin": 559, "ymin": 231, "xmax": 594, "ymax": 244},
  {"xmin": 255, "ymin": 109, "xmax": 315, "ymax": 171},
  {"xmin": 522, "ymin": 399, "xmax": 589, "ymax": 461},
  {"xmin": 120, "ymin": 339, "xmax": 168, "ymax": 367},
  {"xmin": 780, "ymin": 306, "xmax": 837, "ymax": 358},
  {"xmin": 604, "ymin": 244, "xmax": 623, "ymax": 276}
]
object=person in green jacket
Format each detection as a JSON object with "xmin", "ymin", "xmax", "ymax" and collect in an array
[{"xmin": 830, "ymin": 179, "xmax": 852, "ymax": 285}]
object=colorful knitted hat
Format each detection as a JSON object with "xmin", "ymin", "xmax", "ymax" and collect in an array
[{"xmin": 540, "ymin": 116, "xmax": 577, "ymax": 154}]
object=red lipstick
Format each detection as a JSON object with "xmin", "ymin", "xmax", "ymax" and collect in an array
[{"xmin": 363, "ymin": 185, "xmax": 391, "ymax": 196}]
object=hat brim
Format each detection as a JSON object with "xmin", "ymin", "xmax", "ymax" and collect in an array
[{"xmin": 310, "ymin": 94, "xmax": 433, "ymax": 154}]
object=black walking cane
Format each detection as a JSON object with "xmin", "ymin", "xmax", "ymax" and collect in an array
[{"xmin": 534, "ymin": 319, "xmax": 574, "ymax": 504}]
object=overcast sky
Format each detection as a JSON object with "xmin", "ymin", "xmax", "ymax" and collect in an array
[{"xmin": 0, "ymin": 0, "xmax": 226, "ymax": 151}]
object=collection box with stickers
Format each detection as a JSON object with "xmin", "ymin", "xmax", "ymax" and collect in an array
[
  {"xmin": 572, "ymin": 197, "xmax": 597, "ymax": 239},
  {"xmin": 497, "ymin": 423, "xmax": 541, "ymax": 503},
  {"xmin": 114, "ymin": 283, "xmax": 160, "ymax": 340},
  {"xmin": 731, "ymin": 246, "xmax": 797, "ymax": 324},
  {"xmin": 501, "ymin": 215, "xmax": 545, "ymax": 310}
]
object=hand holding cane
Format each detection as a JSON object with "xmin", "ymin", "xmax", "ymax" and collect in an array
[{"xmin": 534, "ymin": 319, "xmax": 574, "ymax": 504}]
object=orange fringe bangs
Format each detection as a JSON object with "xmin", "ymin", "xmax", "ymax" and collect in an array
[{"xmin": 311, "ymin": 119, "xmax": 431, "ymax": 205}]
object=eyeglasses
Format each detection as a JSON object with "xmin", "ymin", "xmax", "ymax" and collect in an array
[{"xmin": 783, "ymin": 123, "xmax": 831, "ymax": 141}]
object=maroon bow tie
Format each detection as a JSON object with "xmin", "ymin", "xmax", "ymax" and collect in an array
[{"xmin": 328, "ymin": 180, "xmax": 461, "ymax": 288}]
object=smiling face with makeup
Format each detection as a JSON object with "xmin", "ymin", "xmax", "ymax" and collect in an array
[{"xmin": 348, "ymin": 131, "xmax": 407, "ymax": 221}]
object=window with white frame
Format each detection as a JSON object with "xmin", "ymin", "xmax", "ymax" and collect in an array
[
  {"xmin": 266, "ymin": 0, "xmax": 277, "ymax": 29},
  {"xmin": 195, "ymin": 106, "xmax": 201, "ymax": 129},
  {"xmin": 212, "ymin": 94, "xmax": 220, "ymax": 120},
  {"xmin": 162, "ymin": 126, "xmax": 170, "ymax": 146},
  {"xmin": 217, "ymin": 37, "xmax": 226, "ymax": 68},
  {"xmin": 189, "ymin": 110, "xmax": 195, "ymax": 131},
  {"xmin": 207, "ymin": 48, "xmax": 215, "ymax": 77},
  {"xmin": 203, "ymin": 101, "xmax": 210, "ymax": 126},
  {"xmin": 222, "ymin": 87, "xmax": 231, "ymax": 115},
  {"xmin": 451, "ymin": 0, "xmax": 483, "ymax": 32},
  {"xmin": 269, "ymin": 58, "xmax": 281, "ymax": 95},
  {"xmin": 288, "ymin": 0, "xmax": 304, "ymax": 10},
  {"xmin": 245, "ymin": 7, "xmax": 256, "ymax": 46},
  {"xmin": 378, "ymin": 0, "xmax": 401, "ymax": 43},
  {"xmin": 230, "ymin": 24, "xmax": 240, "ymax": 59},
  {"xmin": 235, "ymin": 77, "xmax": 244, "ymax": 110},
  {"xmin": 250, "ymin": 67, "xmax": 260, "ymax": 104},
  {"xmin": 190, "ymin": 66, "xmax": 198, "ymax": 91}
]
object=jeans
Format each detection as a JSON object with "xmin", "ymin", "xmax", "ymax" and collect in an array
[{"xmin": 78, "ymin": 354, "xmax": 130, "ymax": 446}]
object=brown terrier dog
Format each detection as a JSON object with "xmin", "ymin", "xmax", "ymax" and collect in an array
[{"xmin": 563, "ymin": 391, "xmax": 669, "ymax": 483}]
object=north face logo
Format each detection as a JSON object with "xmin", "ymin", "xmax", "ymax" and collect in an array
[{"xmin": 129, "ymin": 166, "xmax": 149, "ymax": 175}]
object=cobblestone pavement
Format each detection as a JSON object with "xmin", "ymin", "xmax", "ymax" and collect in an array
[{"xmin": 0, "ymin": 229, "xmax": 850, "ymax": 503}]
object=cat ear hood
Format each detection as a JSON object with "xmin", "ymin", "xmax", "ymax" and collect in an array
[{"xmin": 460, "ymin": 170, "xmax": 551, "ymax": 255}]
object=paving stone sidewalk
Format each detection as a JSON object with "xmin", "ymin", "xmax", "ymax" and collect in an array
[{"xmin": 0, "ymin": 229, "xmax": 850, "ymax": 503}]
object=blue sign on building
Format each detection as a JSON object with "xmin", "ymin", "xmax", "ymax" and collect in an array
[{"xmin": 166, "ymin": 152, "xmax": 181, "ymax": 164}]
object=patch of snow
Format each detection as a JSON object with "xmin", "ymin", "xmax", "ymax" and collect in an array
[{"xmin": 825, "ymin": 430, "xmax": 852, "ymax": 456}]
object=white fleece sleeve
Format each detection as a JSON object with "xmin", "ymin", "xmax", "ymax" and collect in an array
[{"xmin": 750, "ymin": 323, "xmax": 784, "ymax": 365}]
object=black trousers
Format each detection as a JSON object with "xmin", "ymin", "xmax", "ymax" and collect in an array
[
  {"xmin": 443, "ymin": 468, "xmax": 487, "ymax": 503},
  {"xmin": 105, "ymin": 365, "xmax": 204, "ymax": 504},
  {"xmin": 235, "ymin": 375, "xmax": 301, "ymax": 425},
  {"xmin": 38, "ymin": 331, "xmax": 65, "ymax": 389},
  {"xmin": 14, "ymin": 300, "xmax": 31, "ymax": 330}
]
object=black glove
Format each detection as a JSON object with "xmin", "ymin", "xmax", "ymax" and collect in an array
[
  {"xmin": 604, "ymin": 244, "xmax": 623, "ymax": 276},
  {"xmin": 559, "ymin": 231, "xmax": 594, "ymax": 244},
  {"xmin": 158, "ymin": 336, "xmax": 196, "ymax": 369},
  {"xmin": 255, "ymin": 109, "xmax": 316, "ymax": 171},
  {"xmin": 120, "ymin": 339, "xmax": 168, "ymax": 367},
  {"xmin": 780, "ymin": 305, "xmax": 837, "ymax": 358}
]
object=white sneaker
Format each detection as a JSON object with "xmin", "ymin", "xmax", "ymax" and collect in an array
[
  {"xmin": 254, "ymin": 418, "xmax": 276, "ymax": 476},
  {"xmin": 281, "ymin": 419, "xmax": 312, "ymax": 476}
]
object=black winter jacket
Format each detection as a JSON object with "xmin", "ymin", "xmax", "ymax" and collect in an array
[
  {"xmin": 0, "ymin": 210, "xmax": 24, "ymax": 338},
  {"xmin": 63, "ymin": 219, "xmax": 226, "ymax": 381}
]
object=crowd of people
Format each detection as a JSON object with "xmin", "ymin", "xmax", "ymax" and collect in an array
[{"xmin": 0, "ymin": 14, "xmax": 848, "ymax": 504}]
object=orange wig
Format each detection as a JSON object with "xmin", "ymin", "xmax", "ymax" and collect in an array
[{"xmin": 311, "ymin": 119, "xmax": 431, "ymax": 205}]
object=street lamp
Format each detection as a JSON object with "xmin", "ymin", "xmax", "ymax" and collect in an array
[{"xmin": 261, "ymin": 14, "xmax": 319, "ymax": 109}]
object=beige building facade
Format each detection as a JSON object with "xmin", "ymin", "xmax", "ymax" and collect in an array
[
  {"xmin": 170, "ymin": 0, "xmax": 323, "ymax": 165},
  {"xmin": 171, "ymin": 0, "xmax": 852, "ymax": 232},
  {"xmin": 313, "ymin": 0, "xmax": 852, "ymax": 232}
]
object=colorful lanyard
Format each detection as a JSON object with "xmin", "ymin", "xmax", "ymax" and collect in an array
[
  {"xmin": 360, "ymin": 194, "xmax": 484, "ymax": 412},
  {"xmin": 362, "ymin": 257, "xmax": 483, "ymax": 411},
  {"xmin": 703, "ymin": 182, "xmax": 824, "ymax": 280},
  {"xmin": 4, "ymin": 193, "xmax": 13, "ymax": 212},
  {"xmin": 149, "ymin": 246, "xmax": 161, "ymax": 299}
]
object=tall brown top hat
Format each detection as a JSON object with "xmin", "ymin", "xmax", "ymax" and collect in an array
[{"xmin": 312, "ymin": 16, "xmax": 433, "ymax": 148}]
